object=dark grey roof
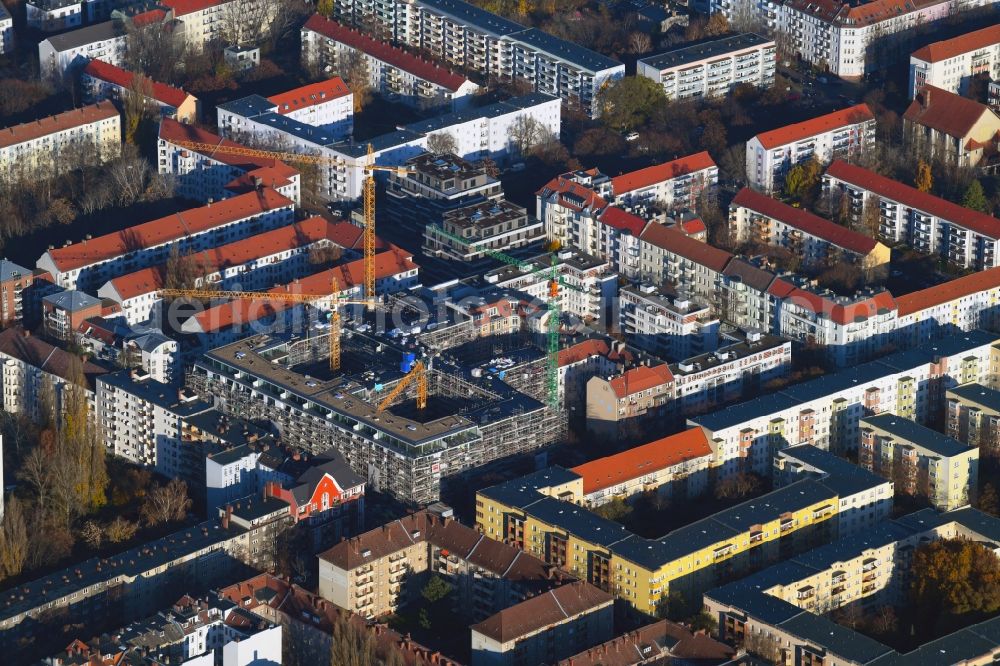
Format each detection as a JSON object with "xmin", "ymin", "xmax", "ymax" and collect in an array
[
  {"xmin": 331, "ymin": 129, "xmax": 427, "ymax": 157},
  {"xmin": 722, "ymin": 258, "xmax": 776, "ymax": 292},
  {"xmin": 43, "ymin": 289, "xmax": 102, "ymax": 312},
  {"xmin": 128, "ymin": 330, "xmax": 175, "ymax": 353},
  {"xmin": 290, "ymin": 448, "xmax": 366, "ymax": 504},
  {"xmin": 714, "ymin": 480, "xmax": 833, "ymax": 534},
  {"xmin": 861, "ymin": 414, "xmax": 974, "ymax": 458},
  {"xmin": 420, "ymin": 0, "xmax": 525, "ymax": 36},
  {"xmin": 513, "ymin": 28, "xmax": 621, "ymax": 72},
  {"xmin": 948, "ymin": 382, "xmax": 1000, "ymax": 414},
  {"xmin": 0, "ymin": 258, "xmax": 31, "ymax": 282},
  {"xmin": 779, "ymin": 613, "xmax": 893, "ymax": 664},
  {"xmin": 942, "ymin": 506, "xmax": 1000, "ymax": 543},
  {"xmin": 478, "ymin": 466, "xmax": 581, "ymax": 508},
  {"xmin": 245, "ymin": 112, "xmax": 343, "ymax": 146},
  {"xmin": 639, "ymin": 33, "xmax": 774, "ymax": 72},
  {"xmin": 779, "ymin": 445, "xmax": 887, "ymax": 497},
  {"xmin": 402, "ymin": 93, "xmax": 558, "ymax": 135},
  {"xmin": 98, "ymin": 369, "xmax": 212, "ymax": 415},
  {"xmin": 217, "ymin": 94, "xmax": 275, "ymax": 118},
  {"xmin": 43, "ymin": 20, "xmax": 125, "ymax": 50}
]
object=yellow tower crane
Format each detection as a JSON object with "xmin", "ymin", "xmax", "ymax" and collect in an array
[
  {"xmin": 376, "ymin": 361, "xmax": 427, "ymax": 412},
  {"xmin": 167, "ymin": 140, "xmax": 412, "ymax": 305},
  {"xmin": 159, "ymin": 278, "xmax": 373, "ymax": 371}
]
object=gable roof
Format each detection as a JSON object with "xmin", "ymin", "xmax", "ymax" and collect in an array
[
  {"xmin": 161, "ymin": 0, "xmax": 223, "ymax": 16},
  {"xmin": 911, "ymin": 24, "xmax": 1000, "ymax": 62},
  {"xmin": 903, "ymin": 85, "xmax": 997, "ymax": 140},
  {"xmin": 267, "ymin": 77, "xmax": 351, "ymax": 114},
  {"xmin": 608, "ymin": 363, "xmax": 673, "ymax": 398},
  {"xmin": 752, "ymin": 104, "xmax": 874, "ymax": 149},
  {"xmin": 732, "ymin": 187, "xmax": 879, "ymax": 255},
  {"xmin": 598, "ymin": 207, "xmax": 647, "ymax": 236},
  {"xmin": 0, "ymin": 102, "xmax": 118, "ymax": 150},
  {"xmin": 784, "ymin": 287, "xmax": 896, "ymax": 325},
  {"xmin": 895, "ymin": 266, "xmax": 1000, "ymax": 317},
  {"xmin": 611, "ymin": 151, "xmax": 716, "ymax": 195},
  {"xmin": 303, "ymin": 14, "xmax": 472, "ymax": 92},
  {"xmin": 0, "ymin": 326, "xmax": 111, "ymax": 389},
  {"xmin": 537, "ymin": 174, "xmax": 608, "ymax": 213},
  {"xmin": 83, "ymin": 59, "xmax": 191, "ymax": 109},
  {"xmin": 43, "ymin": 189, "xmax": 294, "ymax": 273},
  {"xmin": 639, "ymin": 223, "xmax": 733, "ymax": 272},
  {"xmin": 570, "ymin": 428, "xmax": 713, "ymax": 495},
  {"xmin": 826, "ymin": 159, "xmax": 1000, "ymax": 240},
  {"xmin": 470, "ymin": 581, "xmax": 613, "ymax": 644}
]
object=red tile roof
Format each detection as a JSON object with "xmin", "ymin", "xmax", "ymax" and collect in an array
[
  {"xmin": 826, "ymin": 160, "xmax": 1000, "ymax": 240},
  {"xmin": 45, "ymin": 189, "xmax": 294, "ymax": 273},
  {"xmin": 83, "ymin": 59, "xmax": 191, "ymax": 109},
  {"xmin": 895, "ymin": 266, "xmax": 1000, "ymax": 317},
  {"xmin": 160, "ymin": 0, "xmax": 221, "ymax": 16},
  {"xmin": 903, "ymin": 85, "xmax": 996, "ymax": 140},
  {"xmin": 107, "ymin": 217, "xmax": 348, "ymax": 300},
  {"xmin": 611, "ymin": 151, "xmax": 717, "ymax": 194},
  {"xmin": 470, "ymin": 581, "xmax": 613, "ymax": 644},
  {"xmin": 268, "ymin": 77, "xmax": 351, "ymax": 114},
  {"xmin": 304, "ymin": 14, "xmax": 471, "ymax": 93},
  {"xmin": 679, "ymin": 217, "xmax": 706, "ymax": 235},
  {"xmin": 912, "ymin": 25, "xmax": 1000, "ymax": 63},
  {"xmin": 0, "ymin": 102, "xmax": 118, "ymax": 150},
  {"xmin": 608, "ymin": 363, "xmax": 673, "ymax": 398},
  {"xmin": 130, "ymin": 8, "xmax": 166, "ymax": 26},
  {"xmin": 558, "ymin": 620, "xmax": 735, "ymax": 666},
  {"xmin": 639, "ymin": 222, "xmax": 733, "ymax": 272},
  {"xmin": 598, "ymin": 207, "xmax": 647, "ymax": 236},
  {"xmin": 784, "ymin": 287, "xmax": 896, "ymax": 325},
  {"xmin": 571, "ymin": 428, "xmax": 712, "ymax": 495},
  {"xmin": 753, "ymin": 104, "xmax": 874, "ymax": 149},
  {"xmin": 192, "ymin": 246, "xmax": 416, "ymax": 332},
  {"xmin": 557, "ymin": 338, "xmax": 610, "ymax": 367},
  {"xmin": 732, "ymin": 187, "xmax": 879, "ymax": 255},
  {"xmin": 786, "ymin": 0, "xmax": 947, "ymax": 28},
  {"xmin": 537, "ymin": 174, "xmax": 608, "ymax": 212}
]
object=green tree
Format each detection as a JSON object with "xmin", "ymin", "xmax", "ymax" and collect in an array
[
  {"xmin": 915, "ymin": 159, "xmax": 933, "ymax": 193},
  {"xmin": 784, "ymin": 158, "xmax": 822, "ymax": 201},
  {"xmin": 599, "ymin": 76, "xmax": 668, "ymax": 131},
  {"xmin": 689, "ymin": 610, "xmax": 719, "ymax": 635},
  {"xmin": 910, "ymin": 538, "xmax": 1000, "ymax": 632},
  {"xmin": 317, "ymin": 0, "xmax": 334, "ymax": 16},
  {"xmin": 978, "ymin": 483, "xmax": 1000, "ymax": 516},
  {"xmin": 963, "ymin": 180, "xmax": 990, "ymax": 212},
  {"xmin": 593, "ymin": 496, "xmax": 633, "ymax": 523},
  {"xmin": 421, "ymin": 575, "xmax": 453, "ymax": 604}
]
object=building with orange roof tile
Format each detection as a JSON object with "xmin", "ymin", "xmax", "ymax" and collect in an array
[
  {"xmin": 570, "ymin": 427, "xmax": 714, "ymax": 505},
  {"xmin": 823, "ymin": 159, "xmax": 1000, "ymax": 270},
  {"xmin": 586, "ymin": 362, "xmax": 673, "ymax": 440},
  {"xmin": 903, "ymin": 85, "xmax": 1000, "ymax": 167},
  {"xmin": 266, "ymin": 76, "xmax": 353, "ymax": 131},
  {"xmin": 557, "ymin": 337, "xmax": 633, "ymax": 413},
  {"xmin": 97, "ymin": 217, "xmax": 359, "ymax": 325},
  {"xmin": 301, "ymin": 15, "xmax": 480, "ymax": 112},
  {"xmin": 157, "ymin": 117, "xmax": 301, "ymax": 205},
  {"xmin": 609, "ymin": 151, "xmax": 718, "ymax": 213},
  {"xmin": 0, "ymin": 102, "xmax": 120, "ymax": 180},
  {"xmin": 82, "ymin": 59, "xmax": 200, "ymax": 123},
  {"xmin": 745, "ymin": 104, "xmax": 875, "ymax": 193},
  {"xmin": 36, "ymin": 188, "xmax": 295, "ymax": 291},
  {"xmin": 909, "ymin": 25, "xmax": 1000, "ymax": 99},
  {"xmin": 730, "ymin": 187, "xmax": 890, "ymax": 270},
  {"xmin": 893, "ymin": 266, "xmax": 1000, "ymax": 349}
]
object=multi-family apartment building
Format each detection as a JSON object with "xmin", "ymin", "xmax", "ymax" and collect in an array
[
  {"xmin": 904, "ymin": 85, "xmax": 1000, "ymax": 167},
  {"xmin": 569, "ymin": 427, "xmax": 714, "ymax": 506},
  {"xmin": 637, "ymin": 33, "xmax": 776, "ymax": 101},
  {"xmin": 82, "ymin": 59, "xmax": 200, "ymax": 124},
  {"xmin": 122, "ymin": 330, "xmax": 178, "ymax": 383},
  {"xmin": 160, "ymin": 0, "xmax": 278, "ymax": 52},
  {"xmin": 909, "ymin": 24, "xmax": 1000, "ymax": 98},
  {"xmin": 97, "ymin": 368, "xmax": 213, "ymax": 466},
  {"xmin": 384, "ymin": 151, "xmax": 502, "ymax": 227},
  {"xmin": 157, "ymin": 118, "xmax": 302, "ymax": 205},
  {"xmin": 745, "ymin": 104, "xmax": 875, "ymax": 193},
  {"xmin": 774, "ymin": 444, "xmax": 894, "ymax": 537},
  {"xmin": 823, "ymin": 159, "xmax": 1000, "ymax": 270},
  {"xmin": 689, "ymin": 331, "xmax": 997, "ymax": 477},
  {"xmin": 26, "ymin": 0, "xmax": 82, "ymax": 32},
  {"xmin": 0, "ymin": 3, "xmax": 13, "ymax": 55},
  {"xmin": 0, "ymin": 326, "xmax": 110, "ymax": 423},
  {"xmin": 638, "ymin": 222, "xmax": 733, "ymax": 307},
  {"xmin": 218, "ymin": 91, "xmax": 354, "ymax": 145},
  {"xmin": 266, "ymin": 78, "xmax": 355, "ymax": 132},
  {"xmin": 0, "ymin": 103, "xmax": 121, "ymax": 180},
  {"xmin": 586, "ymin": 362, "xmax": 674, "ymax": 440},
  {"xmin": 0, "ymin": 260, "xmax": 34, "ymax": 326},
  {"xmin": 860, "ymin": 414, "xmax": 978, "ymax": 511},
  {"xmin": 0, "ymin": 498, "xmax": 292, "ymax": 662},
  {"xmin": 36, "ymin": 188, "xmax": 295, "ymax": 291},
  {"xmin": 557, "ymin": 337, "xmax": 634, "ymax": 413},
  {"xmin": 719, "ymin": 258, "xmax": 780, "ymax": 334},
  {"xmin": 618, "ymin": 284, "xmax": 719, "ymax": 361},
  {"xmin": 477, "ymin": 459, "xmax": 883, "ymax": 615},
  {"xmin": 98, "ymin": 217, "xmax": 356, "ymax": 325},
  {"xmin": 44, "ymin": 593, "xmax": 282, "ymax": 666},
  {"xmin": 705, "ymin": 508, "xmax": 1000, "ymax": 666},
  {"xmin": 730, "ymin": 188, "xmax": 890, "ymax": 271},
  {"xmin": 556, "ymin": 620, "xmax": 734, "ymax": 666},
  {"xmin": 425, "ymin": 199, "xmax": 543, "ymax": 261},
  {"xmin": 301, "ymin": 14, "xmax": 480, "ymax": 112},
  {"xmin": 325, "ymin": 0, "xmax": 624, "ymax": 117},
  {"xmin": 41, "ymin": 290, "xmax": 105, "ymax": 342},
  {"xmin": 946, "ymin": 383, "xmax": 1000, "ymax": 459},
  {"xmin": 608, "ymin": 151, "xmax": 718, "ymax": 212},
  {"xmin": 38, "ymin": 20, "xmax": 128, "ymax": 81}
]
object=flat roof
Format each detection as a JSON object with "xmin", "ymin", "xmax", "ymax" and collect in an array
[
  {"xmin": 948, "ymin": 382, "xmax": 1000, "ymax": 414},
  {"xmin": 513, "ymin": 27, "xmax": 622, "ymax": 72},
  {"xmin": 639, "ymin": 33, "xmax": 774, "ymax": 72},
  {"xmin": 861, "ymin": 414, "xmax": 975, "ymax": 458}
]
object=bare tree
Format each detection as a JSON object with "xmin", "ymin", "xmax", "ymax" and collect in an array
[
  {"xmin": 80, "ymin": 520, "xmax": 103, "ymax": 550},
  {"xmin": 125, "ymin": 19, "xmax": 185, "ymax": 81},
  {"xmin": 427, "ymin": 132, "xmax": 458, "ymax": 155},
  {"xmin": 164, "ymin": 245, "xmax": 205, "ymax": 291},
  {"xmin": 628, "ymin": 32, "xmax": 651, "ymax": 55},
  {"xmin": 510, "ymin": 116, "xmax": 542, "ymax": 157},
  {"xmin": 341, "ymin": 50, "xmax": 371, "ymax": 113},
  {"xmin": 220, "ymin": 0, "xmax": 278, "ymax": 48},
  {"xmin": 108, "ymin": 157, "xmax": 152, "ymax": 207},
  {"xmin": 141, "ymin": 478, "xmax": 192, "ymax": 526},
  {"xmin": 0, "ymin": 495, "xmax": 28, "ymax": 579},
  {"xmin": 123, "ymin": 75, "xmax": 156, "ymax": 145},
  {"xmin": 105, "ymin": 516, "xmax": 139, "ymax": 543}
]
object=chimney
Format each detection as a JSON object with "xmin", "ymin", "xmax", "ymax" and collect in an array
[
  {"xmin": 922, "ymin": 87, "xmax": 931, "ymax": 108},
  {"xmin": 21, "ymin": 329, "xmax": 29, "ymax": 338},
  {"xmin": 222, "ymin": 505, "xmax": 232, "ymax": 529}
]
